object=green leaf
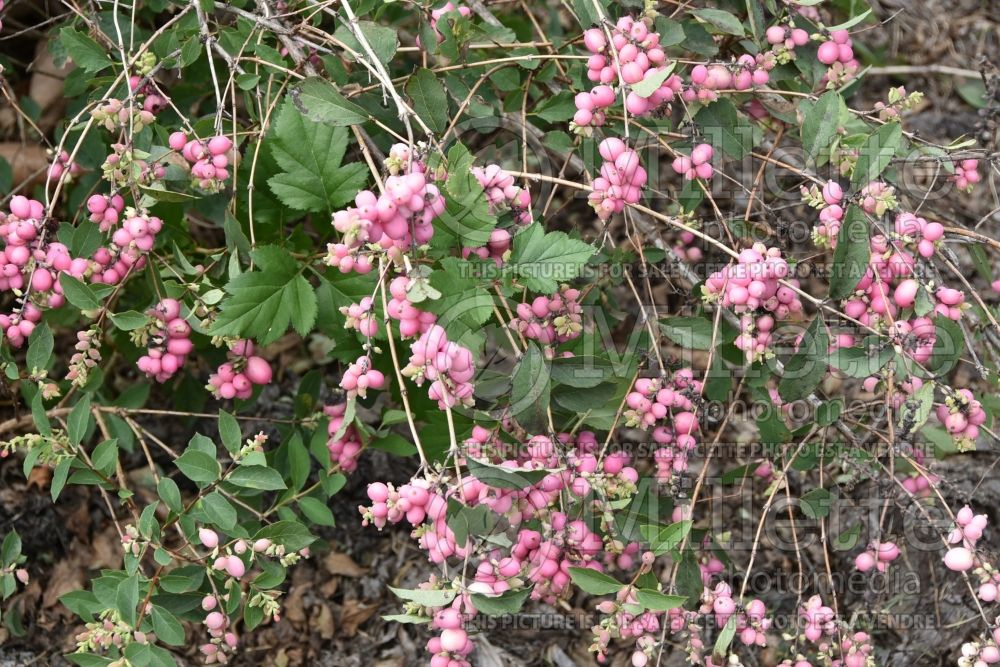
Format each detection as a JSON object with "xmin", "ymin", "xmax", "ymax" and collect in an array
[
  {"xmin": 26, "ymin": 322, "xmax": 53, "ymax": 372},
  {"xmin": 851, "ymin": 122, "xmax": 903, "ymax": 189},
  {"xmin": 690, "ymin": 8, "xmax": 745, "ymax": 35},
  {"xmin": 447, "ymin": 502, "xmax": 494, "ymax": 545},
  {"xmin": 389, "ymin": 586, "xmax": 456, "ymax": 607},
  {"xmin": 510, "ymin": 342, "xmax": 551, "ymax": 433},
  {"xmin": 268, "ymin": 101, "xmax": 369, "ymax": 213},
  {"xmin": 60, "ymin": 274, "xmax": 101, "ymax": 310},
  {"xmin": 829, "ymin": 205, "xmax": 870, "ymax": 300},
  {"xmin": 640, "ymin": 520, "xmax": 692, "ymax": 556},
  {"xmin": 470, "ymin": 587, "xmax": 533, "ymax": 616},
  {"xmin": 175, "ymin": 449, "xmax": 221, "ymax": 484},
  {"xmin": 157, "ymin": 477, "xmax": 183, "ymax": 514},
  {"xmin": 827, "ymin": 337, "xmax": 894, "ymax": 378},
  {"xmin": 509, "ymin": 223, "xmax": 594, "ymax": 293},
  {"xmin": 51, "ymin": 457, "xmax": 72, "ymax": 502},
  {"xmin": 218, "ymin": 410, "xmax": 241, "ymax": 454},
  {"xmin": 898, "ymin": 380, "xmax": 935, "ymax": 437},
  {"xmin": 212, "ymin": 245, "xmax": 318, "ymax": 345},
  {"xmin": 407, "ymin": 68, "xmax": 449, "ymax": 135},
  {"xmin": 713, "ymin": 614, "xmax": 738, "ymax": 659},
  {"xmin": 435, "ymin": 143, "xmax": 497, "ymax": 246},
  {"xmin": 929, "ymin": 316, "xmax": 964, "ymax": 374},
  {"xmin": 778, "ymin": 317, "xmax": 829, "ymax": 402},
  {"xmin": 291, "ymin": 77, "xmax": 369, "ymax": 126},
  {"xmin": 800, "ymin": 487, "xmax": 832, "ymax": 519},
  {"xmin": 151, "ymin": 605, "xmax": 186, "ymax": 646},
  {"xmin": 816, "ymin": 399, "xmax": 843, "ymax": 427},
  {"xmin": 68, "ymin": 395, "xmax": 92, "ymax": 446},
  {"xmin": 567, "ymin": 567, "xmax": 624, "ymax": 595},
  {"xmin": 466, "ymin": 457, "xmax": 552, "ymax": 490},
  {"xmin": 116, "ymin": 574, "xmax": 139, "ymax": 626},
  {"xmin": 91, "ymin": 439, "xmax": 119, "ymax": 474},
  {"xmin": 694, "ymin": 99, "xmax": 761, "ymax": 159},
  {"xmin": 229, "ymin": 465, "xmax": 287, "ymax": 491},
  {"xmin": 332, "ymin": 21, "xmax": 399, "ymax": 64},
  {"xmin": 108, "ymin": 310, "xmax": 150, "ymax": 331},
  {"xmin": 801, "ymin": 91, "xmax": 845, "ymax": 160},
  {"xmin": 636, "ymin": 589, "xmax": 686, "ymax": 611},
  {"xmin": 425, "ymin": 257, "xmax": 494, "ymax": 345},
  {"xmin": 253, "ymin": 520, "xmax": 316, "ymax": 551},
  {"xmin": 298, "ymin": 497, "xmax": 335, "ymax": 526},
  {"xmin": 2, "ymin": 531, "xmax": 22, "ymax": 565},
  {"xmin": 59, "ymin": 27, "xmax": 112, "ymax": 73},
  {"xmin": 630, "ymin": 62, "xmax": 677, "ymax": 98},
  {"xmin": 201, "ymin": 491, "xmax": 237, "ymax": 530},
  {"xmin": 659, "ymin": 317, "xmax": 714, "ymax": 350}
]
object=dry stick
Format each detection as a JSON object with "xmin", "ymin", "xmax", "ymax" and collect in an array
[{"xmin": 378, "ymin": 259, "xmax": 428, "ymax": 469}]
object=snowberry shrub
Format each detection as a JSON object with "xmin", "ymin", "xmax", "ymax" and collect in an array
[{"xmin": 0, "ymin": 0, "xmax": 997, "ymax": 666}]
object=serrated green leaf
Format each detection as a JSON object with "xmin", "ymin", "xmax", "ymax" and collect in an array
[
  {"xmin": 60, "ymin": 27, "xmax": 112, "ymax": 73},
  {"xmin": 291, "ymin": 77, "xmax": 369, "ymax": 126},
  {"xmin": 509, "ymin": 223, "xmax": 594, "ymax": 293},
  {"xmin": 268, "ymin": 101, "xmax": 369, "ymax": 213},
  {"xmin": 212, "ymin": 245, "xmax": 317, "ymax": 344},
  {"xmin": 407, "ymin": 67, "xmax": 449, "ymax": 135}
]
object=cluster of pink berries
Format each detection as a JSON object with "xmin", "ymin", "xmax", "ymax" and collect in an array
[
  {"xmin": 590, "ymin": 582, "xmax": 663, "ymax": 665},
  {"xmin": 324, "ymin": 403, "xmax": 363, "ymax": 472},
  {"xmin": 340, "ymin": 297, "xmax": 378, "ymax": 337},
  {"xmin": 858, "ymin": 181, "xmax": 897, "ymax": 217},
  {"xmin": 462, "ymin": 228, "xmax": 512, "ymax": 266},
  {"xmin": 340, "ymin": 355, "xmax": 386, "ymax": 399},
  {"xmin": 817, "ymin": 30, "xmax": 860, "ymax": 85},
  {"xmin": 589, "ymin": 138, "xmax": 646, "ymax": 221},
  {"xmin": 361, "ymin": 430, "xmax": 661, "ymax": 665},
  {"xmin": 806, "ymin": 181, "xmax": 845, "ymax": 246},
  {"xmin": 86, "ymin": 193, "xmax": 126, "ymax": 232},
  {"xmin": 800, "ymin": 594, "xmax": 836, "ymax": 642},
  {"xmin": 471, "ymin": 164, "xmax": 532, "ymax": 225},
  {"xmin": 402, "ymin": 324, "xmax": 476, "ymax": 409},
  {"xmin": 330, "ymin": 155, "xmax": 445, "ymax": 262},
  {"xmin": 765, "ymin": 24, "xmax": 810, "ymax": 50},
  {"xmin": 671, "ymin": 143, "xmax": 714, "ymax": 181},
  {"xmin": 575, "ymin": 17, "xmax": 679, "ymax": 128},
  {"xmin": 91, "ymin": 98, "xmax": 157, "ymax": 133},
  {"xmin": 128, "ymin": 74, "xmax": 168, "ymax": 115},
  {"xmin": 672, "ymin": 230, "xmax": 703, "ymax": 263},
  {"xmin": 207, "ymin": 340, "xmax": 273, "ymax": 400},
  {"xmin": 428, "ymin": 607, "xmax": 474, "ymax": 667},
  {"xmin": 959, "ymin": 637, "xmax": 1000, "ymax": 667},
  {"xmin": 944, "ymin": 505, "xmax": 989, "ymax": 573},
  {"xmin": 952, "ymin": 159, "xmax": 982, "ymax": 192},
  {"xmin": 90, "ymin": 213, "xmax": 163, "ymax": 286},
  {"xmin": 387, "ymin": 275, "xmax": 438, "ymax": 337},
  {"xmin": 935, "ymin": 388, "xmax": 987, "ymax": 451},
  {"xmin": 624, "ymin": 369, "xmax": 702, "ymax": 483},
  {"xmin": 854, "ymin": 540, "xmax": 900, "ymax": 573},
  {"xmin": 1, "ymin": 196, "xmax": 87, "ymax": 346},
  {"xmin": 137, "ymin": 299, "xmax": 192, "ymax": 383},
  {"xmin": 48, "ymin": 150, "xmax": 81, "ymax": 182},
  {"xmin": 168, "ymin": 133, "xmax": 234, "ymax": 192},
  {"xmin": 510, "ymin": 285, "xmax": 583, "ymax": 348},
  {"xmin": 200, "ymin": 587, "xmax": 238, "ymax": 665},
  {"xmin": 702, "ymin": 582, "xmax": 771, "ymax": 647},
  {"xmin": 702, "ymin": 244, "xmax": 802, "ymax": 362}
]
